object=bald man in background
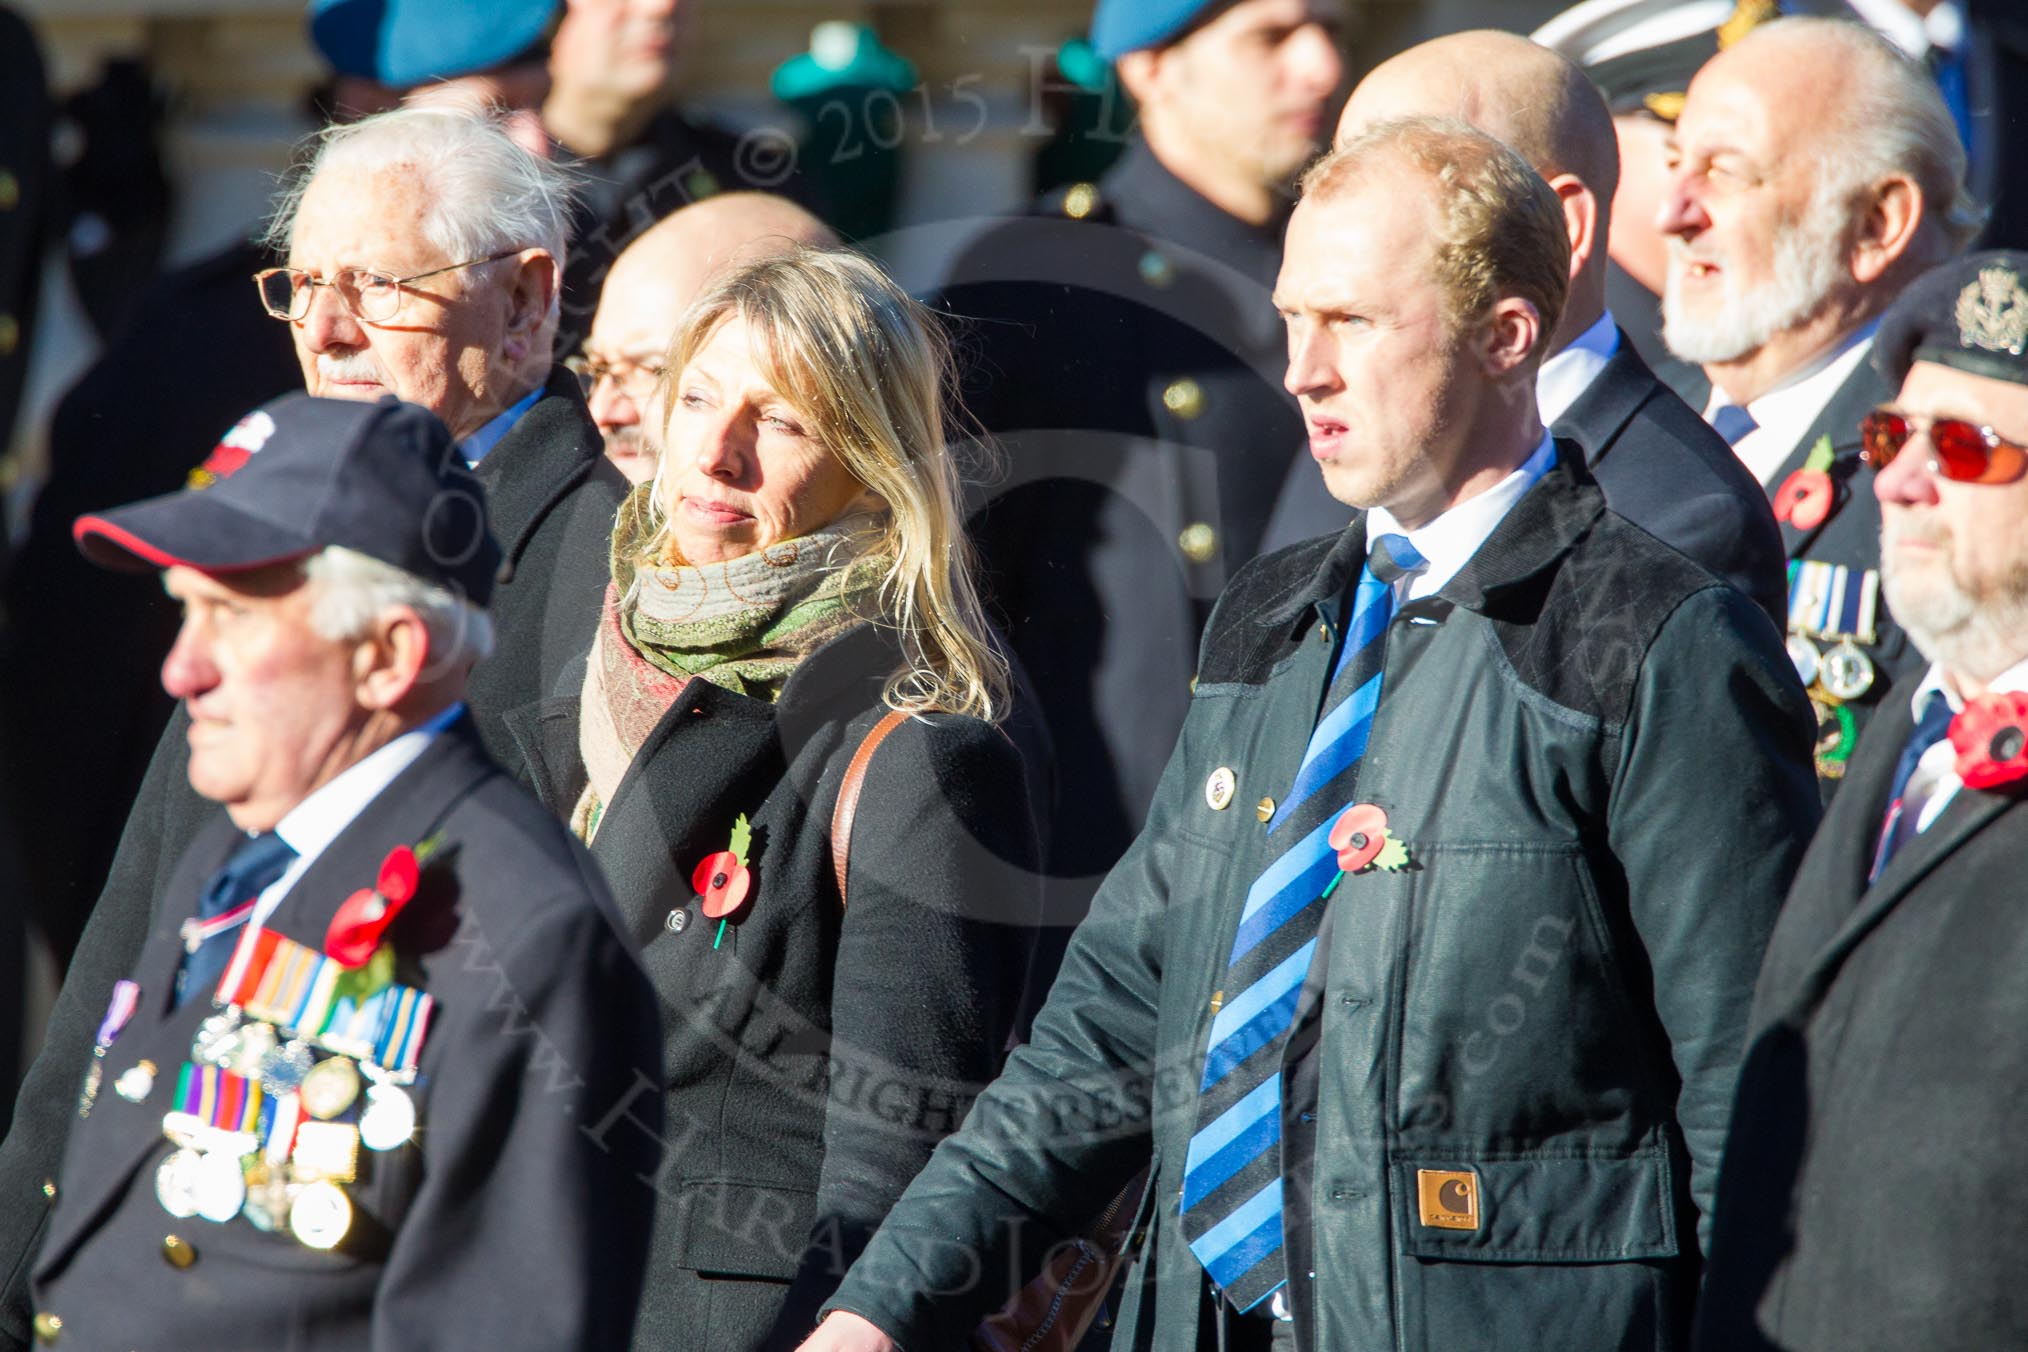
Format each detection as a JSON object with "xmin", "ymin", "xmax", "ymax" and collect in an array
[
  {"xmin": 1260, "ymin": 28, "xmax": 1786, "ymax": 627},
  {"xmin": 571, "ymin": 191, "xmax": 837, "ymax": 484}
]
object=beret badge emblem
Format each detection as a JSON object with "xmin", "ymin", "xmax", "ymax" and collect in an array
[{"xmin": 1955, "ymin": 264, "xmax": 2028, "ymax": 356}]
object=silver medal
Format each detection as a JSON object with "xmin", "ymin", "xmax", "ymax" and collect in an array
[
  {"xmin": 1786, "ymin": 633, "xmax": 1823, "ymax": 689},
  {"xmin": 113, "ymin": 1059, "xmax": 157, "ymax": 1103},
  {"xmin": 259, "ymin": 1039, "xmax": 316, "ymax": 1096},
  {"xmin": 193, "ymin": 1150, "xmax": 248, "ymax": 1224},
  {"xmin": 1820, "ymin": 639, "xmax": 1876, "ymax": 701},
  {"xmin": 192, "ymin": 1010, "xmax": 244, "ymax": 1067},
  {"xmin": 155, "ymin": 1146, "xmax": 205, "ymax": 1219},
  {"xmin": 242, "ymin": 1176, "xmax": 291, "ymax": 1232},
  {"xmin": 358, "ymin": 1083, "xmax": 417, "ymax": 1152},
  {"xmin": 227, "ymin": 1022, "xmax": 278, "ymax": 1078}
]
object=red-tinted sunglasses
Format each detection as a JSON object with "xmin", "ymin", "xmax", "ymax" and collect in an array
[{"xmin": 1861, "ymin": 408, "xmax": 2028, "ymax": 484}]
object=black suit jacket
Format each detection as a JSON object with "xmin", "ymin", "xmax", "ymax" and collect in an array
[
  {"xmin": 28, "ymin": 719, "xmax": 661, "ymax": 1348},
  {"xmin": 0, "ymin": 373, "xmax": 624, "ymax": 1352},
  {"xmin": 1757, "ymin": 358, "xmax": 1921, "ymax": 793},
  {"xmin": 1260, "ymin": 329, "xmax": 1789, "ymax": 628},
  {"xmin": 1695, "ymin": 683, "xmax": 2028, "ymax": 1349}
]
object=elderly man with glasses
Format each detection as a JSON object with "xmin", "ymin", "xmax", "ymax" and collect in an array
[{"xmin": 0, "ymin": 105, "xmax": 627, "ymax": 1352}]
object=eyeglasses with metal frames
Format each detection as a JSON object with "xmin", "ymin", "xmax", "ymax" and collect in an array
[
  {"xmin": 1860, "ymin": 407, "xmax": 2028, "ymax": 485},
  {"xmin": 252, "ymin": 249, "xmax": 522, "ymax": 324},
  {"xmin": 562, "ymin": 353, "xmax": 669, "ymax": 403}
]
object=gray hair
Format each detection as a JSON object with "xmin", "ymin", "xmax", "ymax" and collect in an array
[
  {"xmin": 264, "ymin": 105, "xmax": 577, "ymax": 274},
  {"xmin": 1756, "ymin": 17, "xmax": 1984, "ymax": 256},
  {"xmin": 305, "ymin": 546, "xmax": 496, "ymax": 671}
]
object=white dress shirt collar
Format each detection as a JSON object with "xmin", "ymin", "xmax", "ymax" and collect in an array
[
  {"xmin": 1710, "ymin": 321, "xmax": 1879, "ymax": 487},
  {"xmin": 251, "ymin": 702, "xmax": 465, "ymax": 928},
  {"xmin": 1845, "ymin": 0, "xmax": 1963, "ymax": 59},
  {"xmin": 1536, "ymin": 311, "xmax": 1621, "ymax": 427},
  {"xmin": 458, "ymin": 385, "xmax": 543, "ymax": 468},
  {"xmin": 1367, "ymin": 430, "xmax": 1557, "ymax": 603},
  {"xmin": 1896, "ymin": 656, "xmax": 2028, "ymax": 840}
]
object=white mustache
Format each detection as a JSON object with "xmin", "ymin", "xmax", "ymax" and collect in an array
[{"xmin": 316, "ymin": 354, "xmax": 383, "ymax": 384}]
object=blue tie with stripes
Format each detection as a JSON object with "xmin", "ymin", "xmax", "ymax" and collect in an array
[{"xmin": 1180, "ymin": 532, "xmax": 1424, "ymax": 1312}]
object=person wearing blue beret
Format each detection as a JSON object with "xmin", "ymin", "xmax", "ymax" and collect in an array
[{"xmin": 934, "ymin": 0, "xmax": 1347, "ymax": 989}]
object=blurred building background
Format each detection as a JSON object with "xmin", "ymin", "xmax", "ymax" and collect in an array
[{"xmin": 0, "ymin": 0, "xmax": 1570, "ymax": 1089}]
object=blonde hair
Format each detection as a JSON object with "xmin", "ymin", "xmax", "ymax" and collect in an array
[
  {"xmin": 1302, "ymin": 116, "xmax": 1571, "ymax": 365},
  {"xmin": 643, "ymin": 246, "xmax": 1009, "ymax": 722}
]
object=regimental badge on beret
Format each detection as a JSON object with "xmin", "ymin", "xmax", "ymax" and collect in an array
[{"xmin": 1956, "ymin": 263, "xmax": 2028, "ymax": 358}]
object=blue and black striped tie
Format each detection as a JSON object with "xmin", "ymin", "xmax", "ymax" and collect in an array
[{"xmin": 1180, "ymin": 532, "xmax": 1424, "ymax": 1313}]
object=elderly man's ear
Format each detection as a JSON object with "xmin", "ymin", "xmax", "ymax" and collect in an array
[
  {"xmin": 351, "ymin": 608, "xmax": 435, "ymax": 712},
  {"xmin": 501, "ymin": 248, "xmax": 561, "ymax": 365}
]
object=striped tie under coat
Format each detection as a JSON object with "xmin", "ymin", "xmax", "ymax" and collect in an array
[{"xmin": 1179, "ymin": 533, "xmax": 1423, "ymax": 1313}]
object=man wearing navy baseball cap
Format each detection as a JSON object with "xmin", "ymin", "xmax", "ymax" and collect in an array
[{"xmin": 26, "ymin": 392, "xmax": 661, "ymax": 1349}]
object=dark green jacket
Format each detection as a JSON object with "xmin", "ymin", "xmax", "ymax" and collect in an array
[{"xmin": 821, "ymin": 446, "xmax": 1822, "ymax": 1352}]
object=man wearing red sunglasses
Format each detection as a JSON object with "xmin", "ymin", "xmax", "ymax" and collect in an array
[{"xmin": 1696, "ymin": 250, "xmax": 2028, "ymax": 1351}]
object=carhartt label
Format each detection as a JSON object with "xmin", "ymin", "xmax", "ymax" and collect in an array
[{"xmin": 1416, "ymin": 1168, "xmax": 1479, "ymax": 1230}]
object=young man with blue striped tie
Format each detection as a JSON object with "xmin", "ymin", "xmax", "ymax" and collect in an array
[{"xmin": 801, "ymin": 117, "xmax": 1820, "ymax": 1352}]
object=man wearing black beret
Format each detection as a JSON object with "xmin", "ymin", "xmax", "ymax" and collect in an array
[
  {"xmin": 26, "ymin": 394, "xmax": 660, "ymax": 1348},
  {"xmin": 1697, "ymin": 250, "xmax": 2028, "ymax": 1350}
]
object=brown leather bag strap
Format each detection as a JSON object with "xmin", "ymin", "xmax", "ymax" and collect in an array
[{"xmin": 830, "ymin": 709, "xmax": 909, "ymax": 910}]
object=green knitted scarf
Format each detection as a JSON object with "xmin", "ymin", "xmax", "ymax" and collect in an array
[{"xmin": 610, "ymin": 484, "xmax": 891, "ymax": 703}]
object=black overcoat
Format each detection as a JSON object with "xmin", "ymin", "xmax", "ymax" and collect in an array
[
  {"xmin": 1696, "ymin": 686, "xmax": 2028, "ymax": 1350},
  {"xmin": 937, "ymin": 134, "xmax": 1305, "ymax": 919},
  {"xmin": 27, "ymin": 719, "xmax": 662, "ymax": 1348},
  {"xmin": 506, "ymin": 620, "xmax": 1049, "ymax": 1351},
  {"xmin": 0, "ymin": 373, "xmax": 623, "ymax": 1350}
]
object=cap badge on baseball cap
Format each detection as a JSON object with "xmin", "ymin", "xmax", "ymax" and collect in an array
[
  {"xmin": 187, "ymin": 410, "xmax": 279, "ymax": 491},
  {"xmin": 73, "ymin": 394, "xmax": 501, "ymax": 608},
  {"xmin": 1956, "ymin": 263, "xmax": 2028, "ymax": 358}
]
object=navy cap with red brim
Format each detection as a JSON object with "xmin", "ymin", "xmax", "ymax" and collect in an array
[
  {"xmin": 75, "ymin": 494, "xmax": 321, "ymax": 576},
  {"xmin": 73, "ymin": 393, "xmax": 501, "ymax": 607}
]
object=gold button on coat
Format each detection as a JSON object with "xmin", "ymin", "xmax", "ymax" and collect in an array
[
  {"xmin": 39, "ymin": 1178, "xmax": 54, "ymax": 1200},
  {"xmin": 1178, "ymin": 522, "xmax": 1217, "ymax": 564},
  {"xmin": 0, "ymin": 315, "xmax": 17, "ymax": 357},
  {"xmin": 1205, "ymin": 766, "xmax": 1237, "ymax": 810},
  {"xmin": 162, "ymin": 1234, "xmax": 197, "ymax": 1268},
  {"xmin": 0, "ymin": 170, "xmax": 18, "ymax": 210},
  {"xmin": 31, "ymin": 1312, "xmax": 59, "ymax": 1344},
  {"xmin": 1163, "ymin": 378, "xmax": 1206, "ymax": 419},
  {"xmin": 1256, "ymin": 796, "xmax": 1276, "ymax": 823},
  {"xmin": 1063, "ymin": 182, "xmax": 1098, "ymax": 219}
]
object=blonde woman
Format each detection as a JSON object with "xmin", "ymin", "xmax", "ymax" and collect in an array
[{"xmin": 506, "ymin": 246, "xmax": 1049, "ymax": 1350}]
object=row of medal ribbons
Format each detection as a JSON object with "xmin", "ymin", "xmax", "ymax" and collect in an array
[
  {"xmin": 154, "ymin": 927, "xmax": 432, "ymax": 1250},
  {"xmin": 1787, "ymin": 560, "xmax": 1881, "ymax": 701}
]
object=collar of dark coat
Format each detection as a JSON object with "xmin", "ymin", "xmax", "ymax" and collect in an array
[
  {"xmin": 1219, "ymin": 438, "xmax": 1603, "ymax": 681},
  {"xmin": 255, "ymin": 712, "xmax": 496, "ymax": 949},
  {"xmin": 1552, "ymin": 331, "xmax": 1655, "ymax": 468},
  {"xmin": 1767, "ymin": 356, "xmax": 1894, "ymax": 559},
  {"xmin": 473, "ymin": 364, "xmax": 620, "ymax": 571},
  {"xmin": 1100, "ymin": 135, "xmax": 1289, "ymax": 286},
  {"xmin": 507, "ymin": 618, "xmax": 905, "ymax": 819}
]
